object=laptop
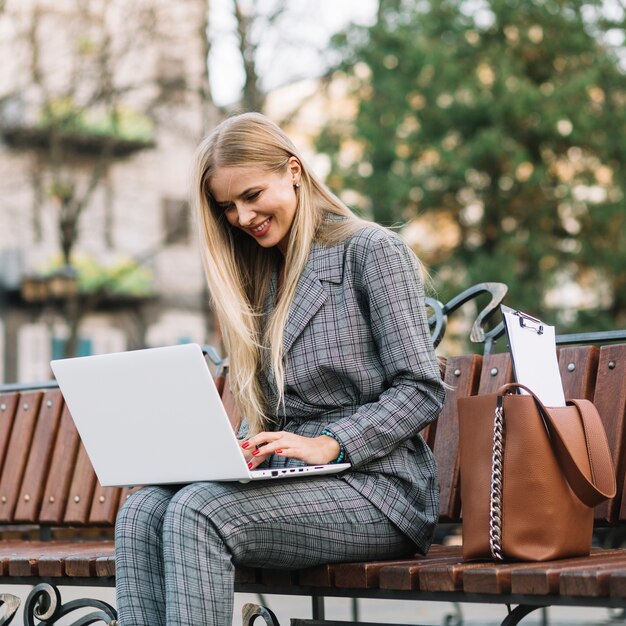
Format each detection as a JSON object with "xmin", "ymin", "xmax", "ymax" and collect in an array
[{"xmin": 50, "ymin": 343, "xmax": 350, "ymax": 487}]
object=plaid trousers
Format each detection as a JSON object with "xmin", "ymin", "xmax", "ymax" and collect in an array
[{"xmin": 115, "ymin": 477, "xmax": 414, "ymax": 626}]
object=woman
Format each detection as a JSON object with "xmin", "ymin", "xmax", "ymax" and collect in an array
[{"xmin": 115, "ymin": 112, "xmax": 445, "ymax": 625}]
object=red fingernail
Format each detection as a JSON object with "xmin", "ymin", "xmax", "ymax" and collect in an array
[
  {"xmin": 242, "ymin": 442, "xmax": 250, "ymax": 449},
  {"xmin": 248, "ymin": 462, "xmax": 253, "ymax": 469},
  {"xmin": 275, "ymin": 449, "xmax": 283, "ymax": 454},
  {"xmin": 252, "ymin": 449, "xmax": 260, "ymax": 456}
]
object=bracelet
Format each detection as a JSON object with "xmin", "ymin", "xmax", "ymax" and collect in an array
[{"xmin": 320, "ymin": 428, "xmax": 347, "ymax": 464}]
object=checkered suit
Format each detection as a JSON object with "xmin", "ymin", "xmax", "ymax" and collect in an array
[
  {"xmin": 115, "ymin": 224, "xmax": 444, "ymax": 625},
  {"xmin": 261, "ymin": 224, "xmax": 445, "ymax": 549}
]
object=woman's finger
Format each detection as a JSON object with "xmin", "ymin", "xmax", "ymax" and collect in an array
[
  {"xmin": 242, "ymin": 432, "xmax": 334, "ymax": 467},
  {"xmin": 242, "ymin": 431, "xmax": 283, "ymax": 450}
]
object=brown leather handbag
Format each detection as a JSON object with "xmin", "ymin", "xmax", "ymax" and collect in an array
[{"xmin": 458, "ymin": 383, "xmax": 616, "ymax": 562}]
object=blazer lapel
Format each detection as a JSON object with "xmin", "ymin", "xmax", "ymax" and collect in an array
[{"xmin": 282, "ymin": 241, "xmax": 344, "ymax": 356}]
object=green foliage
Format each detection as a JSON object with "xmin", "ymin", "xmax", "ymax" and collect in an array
[
  {"xmin": 43, "ymin": 255, "xmax": 154, "ymax": 297},
  {"xmin": 39, "ymin": 99, "xmax": 154, "ymax": 142},
  {"xmin": 319, "ymin": 0, "xmax": 626, "ymax": 337}
]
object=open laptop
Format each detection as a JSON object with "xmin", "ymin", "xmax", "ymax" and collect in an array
[{"xmin": 50, "ymin": 343, "xmax": 350, "ymax": 487}]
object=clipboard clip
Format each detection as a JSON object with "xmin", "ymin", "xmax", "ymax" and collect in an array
[{"xmin": 515, "ymin": 310, "xmax": 544, "ymax": 335}]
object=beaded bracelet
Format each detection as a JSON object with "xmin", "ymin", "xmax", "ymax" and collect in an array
[{"xmin": 321, "ymin": 428, "xmax": 347, "ymax": 464}]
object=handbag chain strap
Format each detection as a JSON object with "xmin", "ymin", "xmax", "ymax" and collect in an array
[{"xmin": 489, "ymin": 397, "xmax": 505, "ymax": 561}]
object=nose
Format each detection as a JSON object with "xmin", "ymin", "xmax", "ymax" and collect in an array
[{"xmin": 236, "ymin": 204, "xmax": 257, "ymax": 227}]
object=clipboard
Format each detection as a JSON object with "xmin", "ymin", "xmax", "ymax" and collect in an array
[{"xmin": 501, "ymin": 305, "xmax": 566, "ymax": 407}]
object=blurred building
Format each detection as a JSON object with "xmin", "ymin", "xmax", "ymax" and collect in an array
[{"xmin": 0, "ymin": 0, "xmax": 216, "ymax": 383}]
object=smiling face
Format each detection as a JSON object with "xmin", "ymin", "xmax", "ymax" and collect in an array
[{"xmin": 210, "ymin": 157, "xmax": 301, "ymax": 255}]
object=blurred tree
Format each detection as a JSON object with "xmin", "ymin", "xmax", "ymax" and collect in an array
[
  {"xmin": 319, "ymin": 0, "xmax": 626, "ymax": 334},
  {"xmin": 202, "ymin": 0, "xmax": 290, "ymax": 113},
  {"xmin": 212, "ymin": 0, "xmax": 342, "ymax": 115},
  {"xmin": 232, "ymin": 0, "xmax": 278, "ymax": 112}
]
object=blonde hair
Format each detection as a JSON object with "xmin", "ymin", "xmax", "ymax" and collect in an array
[{"xmin": 194, "ymin": 112, "xmax": 368, "ymax": 434}]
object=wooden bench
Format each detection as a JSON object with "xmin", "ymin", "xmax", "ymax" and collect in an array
[{"xmin": 1, "ymin": 283, "xmax": 626, "ymax": 626}]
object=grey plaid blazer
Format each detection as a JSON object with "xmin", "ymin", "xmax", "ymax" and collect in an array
[{"xmin": 260, "ymin": 223, "xmax": 445, "ymax": 553}]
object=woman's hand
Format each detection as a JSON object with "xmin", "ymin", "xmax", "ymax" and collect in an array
[{"xmin": 240, "ymin": 431, "xmax": 340, "ymax": 469}]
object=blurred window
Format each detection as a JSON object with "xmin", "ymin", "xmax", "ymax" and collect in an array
[
  {"xmin": 51, "ymin": 337, "xmax": 93, "ymax": 360},
  {"xmin": 162, "ymin": 198, "xmax": 191, "ymax": 244},
  {"xmin": 17, "ymin": 324, "xmax": 51, "ymax": 382},
  {"xmin": 157, "ymin": 55, "xmax": 187, "ymax": 102}
]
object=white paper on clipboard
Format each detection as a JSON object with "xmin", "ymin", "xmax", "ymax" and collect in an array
[{"xmin": 501, "ymin": 305, "xmax": 566, "ymax": 407}]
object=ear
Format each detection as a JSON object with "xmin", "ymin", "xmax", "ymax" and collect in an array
[{"xmin": 287, "ymin": 156, "xmax": 302, "ymax": 184}]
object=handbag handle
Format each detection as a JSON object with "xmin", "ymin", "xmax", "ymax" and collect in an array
[{"xmin": 497, "ymin": 383, "xmax": 616, "ymax": 506}]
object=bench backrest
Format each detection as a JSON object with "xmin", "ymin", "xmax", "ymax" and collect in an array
[{"xmin": 0, "ymin": 343, "xmax": 625, "ymax": 531}]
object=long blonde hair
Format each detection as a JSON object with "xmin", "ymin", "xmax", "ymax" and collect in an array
[{"xmin": 194, "ymin": 112, "xmax": 367, "ymax": 434}]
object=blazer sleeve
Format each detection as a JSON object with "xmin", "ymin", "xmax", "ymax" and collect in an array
[{"xmin": 326, "ymin": 234, "xmax": 445, "ymax": 468}]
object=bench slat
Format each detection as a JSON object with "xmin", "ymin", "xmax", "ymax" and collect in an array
[
  {"xmin": 89, "ymin": 485, "xmax": 122, "ymax": 526},
  {"xmin": 0, "ymin": 540, "xmax": 114, "ymax": 577},
  {"xmin": 477, "ymin": 353, "xmax": 512, "ymax": 394},
  {"xmin": 0, "ymin": 393, "xmax": 19, "ymax": 479},
  {"xmin": 433, "ymin": 354, "xmax": 482, "ymax": 522},
  {"xmin": 591, "ymin": 345, "xmax": 626, "ymax": 523},
  {"xmin": 418, "ymin": 559, "xmax": 497, "ymax": 592},
  {"xmin": 377, "ymin": 546, "xmax": 463, "ymax": 591},
  {"xmin": 510, "ymin": 551, "xmax": 626, "ymax": 595},
  {"xmin": 65, "ymin": 554, "xmax": 98, "ymax": 577},
  {"xmin": 63, "ymin": 443, "xmax": 97, "ymax": 525},
  {"xmin": 559, "ymin": 556, "xmax": 626, "ymax": 597},
  {"xmin": 0, "ymin": 540, "xmax": 37, "ymax": 564},
  {"xmin": 297, "ymin": 564, "xmax": 334, "ymax": 587},
  {"xmin": 63, "ymin": 545, "xmax": 116, "ymax": 578},
  {"xmin": 38, "ymin": 554, "xmax": 68, "ymax": 577},
  {"xmin": 95, "ymin": 554, "xmax": 116, "ymax": 577},
  {"xmin": 14, "ymin": 390, "xmax": 64, "ymax": 523},
  {"xmin": 378, "ymin": 556, "xmax": 465, "ymax": 591},
  {"xmin": 558, "ymin": 346, "xmax": 599, "ymax": 400},
  {"xmin": 609, "ymin": 571, "xmax": 626, "ymax": 598},
  {"xmin": 0, "ymin": 392, "xmax": 42, "ymax": 523},
  {"xmin": 39, "ymin": 543, "xmax": 116, "ymax": 577},
  {"xmin": 7, "ymin": 556, "xmax": 39, "ymax": 577},
  {"xmin": 462, "ymin": 549, "xmax": 625, "ymax": 595},
  {"xmin": 39, "ymin": 405, "xmax": 81, "ymax": 524},
  {"xmin": 5, "ymin": 541, "xmax": 89, "ymax": 577},
  {"xmin": 334, "ymin": 561, "xmax": 403, "ymax": 590},
  {"xmin": 331, "ymin": 545, "xmax": 460, "ymax": 590},
  {"xmin": 332, "ymin": 557, "xmax": 430, "ymax": 589}
]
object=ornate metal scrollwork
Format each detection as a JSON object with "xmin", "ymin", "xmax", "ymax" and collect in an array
[
  {"xmin": 427, "ymin": 282, "xmax": 508, "ymax": 353},
  {"xmin": 242, "ymin": 602, "xmax": 281, "ymax": 626},
  {"xmin": 23, "ymin": 583, "xmax": 117, "ymax": 626},
  {"xmin": 0, "ymin": 593, "xmax": 21, "ymax": 626},
  {"xmin": 500, "ymin": 604, "xmax": 548, "ymax": 626}
]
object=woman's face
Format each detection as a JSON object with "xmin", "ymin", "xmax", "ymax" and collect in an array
[{"xmin": 210, "ymin": 157, "xmax": 301, "ymax": 255}]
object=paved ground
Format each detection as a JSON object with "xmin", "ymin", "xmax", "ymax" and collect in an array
[{"xmin": 0, "ymin": 585, "xmax": 624, "ymax": 625}]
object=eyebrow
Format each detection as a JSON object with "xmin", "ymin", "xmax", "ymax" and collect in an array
[{"xmin": 213, "ymin": 185, "xmax": 262, "ymax": 207}]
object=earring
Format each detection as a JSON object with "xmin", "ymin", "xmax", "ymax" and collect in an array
[{"xmin": 293, "ymin": 182, "xmax": 300, "ymax": 189}]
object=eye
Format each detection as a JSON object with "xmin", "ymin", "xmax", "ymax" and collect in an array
[
  {"xmin": 244, "ymin": 190, "xmax": 261, "ymax": 202},
  {"xmin": 216, "ymin": 201, "xmax": 234, "ymax": 213}
]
